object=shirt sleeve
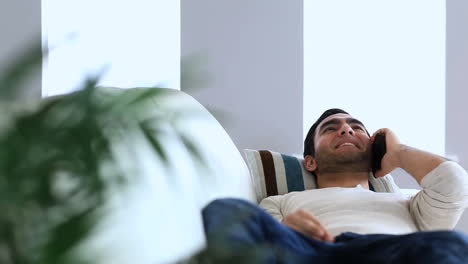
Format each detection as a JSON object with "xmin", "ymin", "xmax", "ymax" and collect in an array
[
  {"xmin": 409, "ymin": 161, "xmax": 468, "ymax": 230},
  {"xmin": 259, "ymin": 195, "xmax": 284, "ymax": 222}
]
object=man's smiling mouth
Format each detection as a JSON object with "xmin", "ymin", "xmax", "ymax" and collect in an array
[{"xmin": 336, "ymin": 142, "xmax": 357, "ymax": 149}]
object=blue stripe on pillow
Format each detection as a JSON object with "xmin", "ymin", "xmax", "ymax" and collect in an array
[{"xmin": 281, "ymin": 154, "xmax": 305, "ymax": 192}]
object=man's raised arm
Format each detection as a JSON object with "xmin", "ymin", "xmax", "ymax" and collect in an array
[
  {"xmin": 371, "ymin": 128, "xmax": 468, "ymax": 230},
  {"xmin": 370, "ymin": 128, "xmax": 446, "ymax": 183}
]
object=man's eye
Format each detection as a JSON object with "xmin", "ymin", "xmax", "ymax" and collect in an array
[
  {"xmin": 353, "ymin": 126, "xmax": 363, "ymax": 131},
  {"xmin": 325, "ymin": 127, "xmax": 335, "ymax": 131}
]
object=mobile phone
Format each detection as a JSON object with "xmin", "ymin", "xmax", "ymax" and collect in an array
[{"xmin": 371, "ymin": 133, "xmax": 386, "ymax": 174}]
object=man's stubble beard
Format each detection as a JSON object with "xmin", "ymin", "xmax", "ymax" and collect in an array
[{"xmin": 314, "ymin": 147, "xmax": 371, "ymax": 174}]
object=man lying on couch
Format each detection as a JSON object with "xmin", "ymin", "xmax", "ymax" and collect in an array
[{"xmin": 202, "ymin": 108, "xmax": 468, "ymax": 263}]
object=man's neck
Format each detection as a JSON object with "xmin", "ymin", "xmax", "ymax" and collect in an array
[{"xmin": 316, "ymin": 171, "xmax": 370, "ymax": 189}]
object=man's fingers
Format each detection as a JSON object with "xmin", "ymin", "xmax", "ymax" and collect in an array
[
  {"xmin": 299, "ymin": 211, "xmax": 329, "ymax": 233},
  {"xmin": 294, "ymin": 209, "xmax": 335, "ymax": 241},
  {"xmin": 308, "ymin": 224, "xmax": 334, "ymax": 242},
  {"xmin": 301, "ymin": 223, "xmax": 323, "ymax": 239},
  {"xmin": 283, "ymin": 209, "xmax": 335, "ymax": 242},
  {"xmin": 324, "ymin": 232, "xmax": 335, "ymax": 242},
  {"xmin": 285, "ymin": 217, "xmax": 324, "ymax": 240},
  {"xmin": 300, "ymin": 220, "xmax": 334, "ymax": 242}
]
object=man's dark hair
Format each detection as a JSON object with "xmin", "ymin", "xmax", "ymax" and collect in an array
[{"xmin": 303, "ymin": 108, "xmax": 349, "ymax": 157}]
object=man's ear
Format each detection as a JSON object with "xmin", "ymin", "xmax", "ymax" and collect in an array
[{"xmin": 303, "ymin": 155, "xmax": 317, "ymax": 172}]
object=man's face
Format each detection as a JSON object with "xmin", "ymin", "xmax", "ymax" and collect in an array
[{"xmin": 312, "ymin": 113, "xmax": 371, "ymax": 173}]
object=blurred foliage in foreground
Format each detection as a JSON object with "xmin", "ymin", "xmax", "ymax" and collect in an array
[
  {"xmin": 0, "ymin": 44, "xmax": 206, "ymax": 264},
  {"xmin": 0, "ymin": 43, "xmax": 281, "ymax": 264}
]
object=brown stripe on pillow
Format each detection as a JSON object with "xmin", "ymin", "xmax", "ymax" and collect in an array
[{"xmin": 259, "ymin": 150, "xmax": 278, "ymax": 196}]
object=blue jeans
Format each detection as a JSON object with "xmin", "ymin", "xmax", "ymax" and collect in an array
[{"xmin": 202, "ymin": 198, "xmax": 468, "ymax": 264}]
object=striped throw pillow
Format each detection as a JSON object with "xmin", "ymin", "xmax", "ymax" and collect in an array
[{"xmin": 244, "ymin": 149, "xmax": 401, "ymax": 203}]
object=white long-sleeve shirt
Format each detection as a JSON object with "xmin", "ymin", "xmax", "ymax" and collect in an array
[{"xmin": 260, "ymin": 161, "xmax": 468, "ymax": 237}]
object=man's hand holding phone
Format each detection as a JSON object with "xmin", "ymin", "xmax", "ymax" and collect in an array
[{"xmin": 370, "ymin": 128, "xmax": 402, "ymax": 178}]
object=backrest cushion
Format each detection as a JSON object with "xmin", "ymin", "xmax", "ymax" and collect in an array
[{"xmin": 244, "ymin": 149, "xmax": 401, "ymax": 202}]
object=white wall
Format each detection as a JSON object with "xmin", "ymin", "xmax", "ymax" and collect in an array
[
  {"xmin": 446, "ymin": 0, "xmax": 468, "ymax": 232},
  {"xmin": 0, "ymin": 0, "xmax": 41, "ymax": 99},
  {"xmin": 181, "ymin": 0, "xmax": 304, "ymax": 155}
]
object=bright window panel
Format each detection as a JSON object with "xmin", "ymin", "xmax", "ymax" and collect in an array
[
  {"xmin": 42, "ymin": 0, "xmax": 180, "ymax": 96},
  {"xmin": 304, "ymin": 0, "xmax": 445, "ymax": 156}
]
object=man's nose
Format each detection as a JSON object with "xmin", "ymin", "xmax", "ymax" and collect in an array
[{"xmin": 339, "ymin": 124, "xmax": 354, "ymax": 136}]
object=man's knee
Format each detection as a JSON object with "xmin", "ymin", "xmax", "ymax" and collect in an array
[
  {"xmin": 432, "ymin": 230, "xmax": 468, "ymax": 244},
  {"xmin": 203, "ymin": 198, "xmax": 259, "ymax": 216},
  {"xmin": 414, "ymin": 231, "xmax": 468, "ymax": 262},
  {"xmin": 202, "ymin": 198, "xmax": 263, "ymax": 237},
  {"xmin": 410, "ymin": 230, "xmax": 468, "ymax": 258}
]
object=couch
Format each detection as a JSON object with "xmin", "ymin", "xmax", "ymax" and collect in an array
[{"xmin": 75, "ymin": 87, "xmax": 417, "ymax": 263}]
